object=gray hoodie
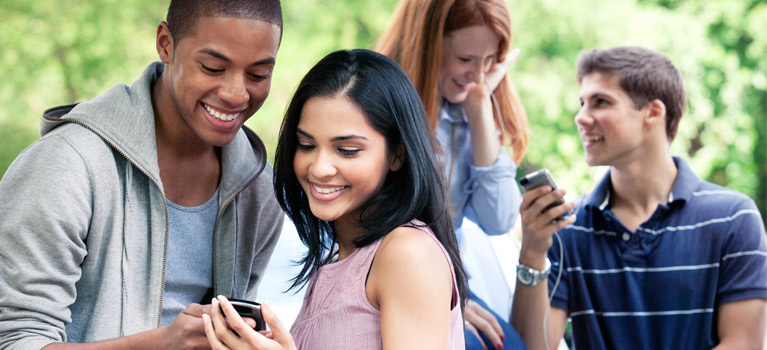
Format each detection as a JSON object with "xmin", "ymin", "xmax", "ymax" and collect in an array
[{"xmin": 0, "ymin": 62, "xmax": 283, "ymax": 349}]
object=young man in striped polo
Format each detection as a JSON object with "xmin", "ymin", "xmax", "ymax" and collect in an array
[{"xmin": 511, "ymin": 46, "xmax": 767, "ymax": 349}]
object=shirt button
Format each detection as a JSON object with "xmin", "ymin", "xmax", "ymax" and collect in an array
[
  {"xmin": 471, "ymin": 181, "xmax": 478, "ymax": 189},
  {"xmin": 622, "ymin": 233, "xmax": 631, "ymax": 241}
]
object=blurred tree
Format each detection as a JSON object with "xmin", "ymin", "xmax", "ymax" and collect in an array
[{"xmin": 0, "ymin": 0, "xmax": 764, "ymax": 226}]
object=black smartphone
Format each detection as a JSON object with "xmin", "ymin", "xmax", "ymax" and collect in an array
[
  {"xmin": 225, "ymin": 297, "xmax": 266, "ymax": 331},
  {"xmin": 519, "ymin": 168, "xmax": 574, "ymax": 219}
]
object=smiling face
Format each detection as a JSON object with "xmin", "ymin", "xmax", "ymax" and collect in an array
[
  {"xmin": 293, "ymin": 95, "xmax": 399, "ymax": 224},
  {"xmin": 156, "ymin": 16, "xmax": 281, "ymax": 147},
  {"xmin": 575, "ymin": 72, "xmax": 652, "ymax": 167},
  {"xmin": 438, "ymin": 25, "xmax": 500, "ymax": 103}
]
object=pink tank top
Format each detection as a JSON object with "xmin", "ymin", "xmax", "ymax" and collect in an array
[{"xmin": 290, "ymin": 220, "xmax": 465, "ymax": 350}]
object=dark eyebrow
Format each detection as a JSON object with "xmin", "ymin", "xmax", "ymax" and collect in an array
[
  {"xmin": 332, "ymin": 135, "xmax": 367, "ymax": 141},
  {"xmin": 297, "ymin": 128, "xmax": 314, "ymax": 139},
  {"xmin": 296, "ymin": 128, "xmax": 367, "ymax": 141},
  {"xmin": 199, "ymin": 48, "xmax": 276, "ymax": 66}
]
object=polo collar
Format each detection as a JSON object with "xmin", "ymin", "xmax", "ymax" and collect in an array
[{"xmin": 583, "ymin": 156, "xmax": 701, "ymax": 212}]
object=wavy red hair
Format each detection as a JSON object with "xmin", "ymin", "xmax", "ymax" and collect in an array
[{"xmin": 377, "ymin": 0, "xmax": 529, "ymax": 163}]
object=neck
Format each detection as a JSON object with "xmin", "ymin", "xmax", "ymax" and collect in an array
[
  {"xmin": 609, "ymin": 150, "xmax": 677, "ymax": 227},
  {"xmin": 333, "ymin": 217, "xmax": 366, "ymax": 261}
]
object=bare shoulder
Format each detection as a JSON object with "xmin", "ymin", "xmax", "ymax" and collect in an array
[
  {"xmin": 367, "ymin": 225, "xmax": 453, "ymax": 309},
  {"xmin": 376, "ymin": 226, "xmax": 449, "ymax": 268}
]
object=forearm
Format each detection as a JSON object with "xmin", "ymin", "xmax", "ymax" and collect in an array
[
  {"xmin": 511, "ymin": 251, "xmax": 565, "ymax": 349},
  {"xmin": 466, "ymin": 94, "xmax": 501, "ymax": 167},
  {"xmin": 43, "ymin": 328, "xmax": 167, "ymax": 350}
]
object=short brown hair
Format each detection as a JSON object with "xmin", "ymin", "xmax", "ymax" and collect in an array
[{"xmin": 576, "ymin": 46, "xmax": 687, "ymax": 141}]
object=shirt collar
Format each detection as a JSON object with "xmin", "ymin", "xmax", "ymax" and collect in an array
[
  {"xmin": 439, "ymin": 101, "xmax": 466, "ymax": 124},
  {"xmin": 584, "ymin": 156, "xmax": 701, "ymax": 211}
]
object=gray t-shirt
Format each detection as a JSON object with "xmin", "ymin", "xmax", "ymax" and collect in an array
[{"xmin": 161, "ymin": 189, "xmax": 219, "ymax": 326}]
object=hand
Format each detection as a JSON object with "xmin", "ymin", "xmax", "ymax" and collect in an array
[
  {"xmin": 464, "ymin": 300, "xmax": 505, "ymax": 350},
  {"xmin": 484, "ymin": 48, "xmax": 520, "ymax": 93},
  {"xmin": 203, "ymin": 296, "xmax": 296, "ymax": 350},
  {"xmin": 161, "ymin": 303, "xmax": 214, "ymax": 350},
  {"xmin": 519, "ymin": 186, "xmax": 576, "ymax": 266},
  {"xmin": 464, "ymin": 48, "xmax": 520, "ymax": 125}
]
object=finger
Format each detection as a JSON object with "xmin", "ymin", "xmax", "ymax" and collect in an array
[
  {"xmin": 474, "ymin": 304, "xmax": 504, "ymax": 341},
  {"xmin": 506, "ymin": 48, "xmax": 520, "ymax": 65},
  {"xmin": 465, "ymin": 321, "xmax": 487, "ymax": 350},
  {"xmin": 183, "ymin": 303, "xmax": 210, "ymax": 318},
  {"xmin": 258, "ymin": 330, "xmax": 274, "ymax": 339},
  {"xmin": 216, "ymin": 296, "xmax": 255, "ymax": 336},
  {"xmin": 262, "ymin": 301, "xmax": 296, "ymax": 347},
  {"xmin": 203, "ymin": 313, "xmax": 230, "ymax": 350},
  {"xmin": 529, "ymin": 189, "xmax": 569, "ymax": 225},
  {"xmin": 240, "ymin": 317, "xmax": 257, "ymax": 329},
  {"xmin": 467, "ymin": 312, "xmax": 501, "ymax": 349},
  {"xmin": 209, "ymin": 298, "xmax": 237, "ymax": 344},
  {"xmin": 520, "ymin": 186, "xmax": 553, "ymax": 210}
]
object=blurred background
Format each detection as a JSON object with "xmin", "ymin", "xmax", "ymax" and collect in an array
[{"xmin": 1, "ymin": 0, "xmax": 765, "ymax": 227}]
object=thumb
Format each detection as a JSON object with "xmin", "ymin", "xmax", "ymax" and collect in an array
[
  {"xmin": 183, "ymin": 303, "xmax": 210, "ymax": 318},
  {"xmin": 262, "ymin": 301, "xmax": 296, "ymax": 348}
]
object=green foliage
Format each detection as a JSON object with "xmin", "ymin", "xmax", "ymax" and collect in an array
[{"xmin": 1, "ymin": 0, "xmax": 764, "ymax": 224}]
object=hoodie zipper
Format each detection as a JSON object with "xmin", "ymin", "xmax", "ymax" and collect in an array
[
  {"xmin": 43, "ymin": 115, "xmax": 172, "ymax": 328},
  {"xmin": 46, "ymin": 116, "xmax": 268, "ymax": 326},
  {"xmin": 211, "ymin": 126, "xmax": 267, "ymax": 298}
]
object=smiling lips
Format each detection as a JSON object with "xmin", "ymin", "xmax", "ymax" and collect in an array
[
  {"xmin": 204, "ymin": 103, "xmax": 240, "ymax": 122},
  {"xmin": 583, "ymin": 135, "xmax": 604, "ymax": 142},
  {"xmin": 310, "ymin": 183, "xmax": 348, "ymax": 201}
]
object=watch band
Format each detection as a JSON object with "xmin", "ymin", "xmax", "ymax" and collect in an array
[{"xmin": 516, "ymin": 259, "xmax": 551, "ymax": 286}]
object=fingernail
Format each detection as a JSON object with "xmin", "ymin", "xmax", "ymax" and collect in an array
[
  {"xmin": 500, "ymin": 334, "xmax": 505, "ymax": 341},
  {"xmin": 496, "ymin": 343, "xmax": 504, "ymax": 350}
]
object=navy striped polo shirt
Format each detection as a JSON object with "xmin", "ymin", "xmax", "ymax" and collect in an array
[{"xmin": 548, "ymin": 157, "xmax": 767, "ymax": 349}]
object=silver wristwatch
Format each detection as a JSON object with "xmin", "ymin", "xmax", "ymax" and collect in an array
[{"xmin": 516, "ymin": 258, "xmax": 551, "ymax": 286}]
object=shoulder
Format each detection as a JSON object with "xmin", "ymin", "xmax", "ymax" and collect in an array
[
  {"xmin": 376, "ymin": 226, "xmax": 450, "ymax": 269},
  {"xmin": 368, "ymin": 226, "xmax": 453, "ymax": 301}
]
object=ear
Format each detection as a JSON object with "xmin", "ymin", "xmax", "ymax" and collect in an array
[
  {"xmin": 644, "ymin": 99, "xmax": 666, "ymax": 130},
  {"xmin": 389, "ymin": 143, "xmax": 405, "ymax": 172},
  {"xmin": 156, "ymin": 21, "xmax": 174, "ymax": 64}
]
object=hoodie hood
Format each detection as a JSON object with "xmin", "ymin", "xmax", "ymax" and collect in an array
[{"xmin": 41, "ymin": 62, "xmax": 268, "ymax": 202}]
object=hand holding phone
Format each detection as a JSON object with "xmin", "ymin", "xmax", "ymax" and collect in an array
[
  {"xmin": 225, "ymin": 297, "xmax": 266, "ymax": 331},
  {"xmin": 519, "ymin": 168, "xmax": 574, "ymax": 219}
]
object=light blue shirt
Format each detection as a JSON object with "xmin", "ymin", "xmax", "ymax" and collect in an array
[
  {"xmin": 161, "ymin": 189, "xmax": 219, "ymax": 326},
  {"xmin": 437, "ymin": 102, "xmax": 521, "ymax": 242},
  {"xmin": 437, "ymin": 102, "xmax": 521, "ymax": 318}
]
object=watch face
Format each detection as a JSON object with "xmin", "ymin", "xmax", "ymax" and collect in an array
[{"xmin": 518, "ymin": 269, "xmax": 534, "ymax": 285}]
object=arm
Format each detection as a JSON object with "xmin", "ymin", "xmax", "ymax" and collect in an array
[
  {"xmin": 0, "ymin": 136, "xmax": 214, "ymax": 350},
  {"xmin": 510, "ymin": 186, "xmax": 575, "ymax": 350},
  {"xmin": 713, "ymin": 298, "xmax": 767, "ymax": 350},
  {"xmin": 45, "ymin": 304, "xmax": 214, "ymax": 350},
  {"xmin": 459, "ymin": 50, "xmax": 521, "ymax": 234},
  {"xmin": 0, "ymin": 136, "xmax": 93, "ymax": 349},
  {"xmin": 713, "ymin": 200, "xmax": 767, "ymax": 349},
  {"xmin": 369, "ymin": 227, "xmax": 455, "ymax": 350}
]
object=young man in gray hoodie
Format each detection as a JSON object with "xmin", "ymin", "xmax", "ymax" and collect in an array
[{"xmin": 0, "ymin": 1, "xmax": 285, "ymax": 349}]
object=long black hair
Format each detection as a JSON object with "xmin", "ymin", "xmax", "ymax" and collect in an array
[{"xmin": 273, "ymin": 49, "xmax": 466, "ymax": 306}]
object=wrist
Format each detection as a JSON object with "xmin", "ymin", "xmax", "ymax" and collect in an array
[{"xmin": 518, "ymin": 245, "xmax": 550, "ymax": 270}]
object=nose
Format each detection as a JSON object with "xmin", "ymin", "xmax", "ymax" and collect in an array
[
  {"xmin": 574, "ymin": 107, "xmax": 592, "ymax": 126},
  {"xmin": 218, "ymin": 73, "xmax": 249, "ymax": 107},
  {"xmin": 309, "ymin": 149, "xmax": 337, "ymax": 180}
]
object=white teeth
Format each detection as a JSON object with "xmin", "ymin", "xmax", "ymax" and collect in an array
[
  {"xmin": 204, "ymin": 104, "xmax": 239, "ymax": 121},
  {"xmin": 585, "ymin": 136, "xmax": 604, "ymax": 142},
  {"xmin": 313, "ymin": 184, "xmax": 345, "ymax": 194}
]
